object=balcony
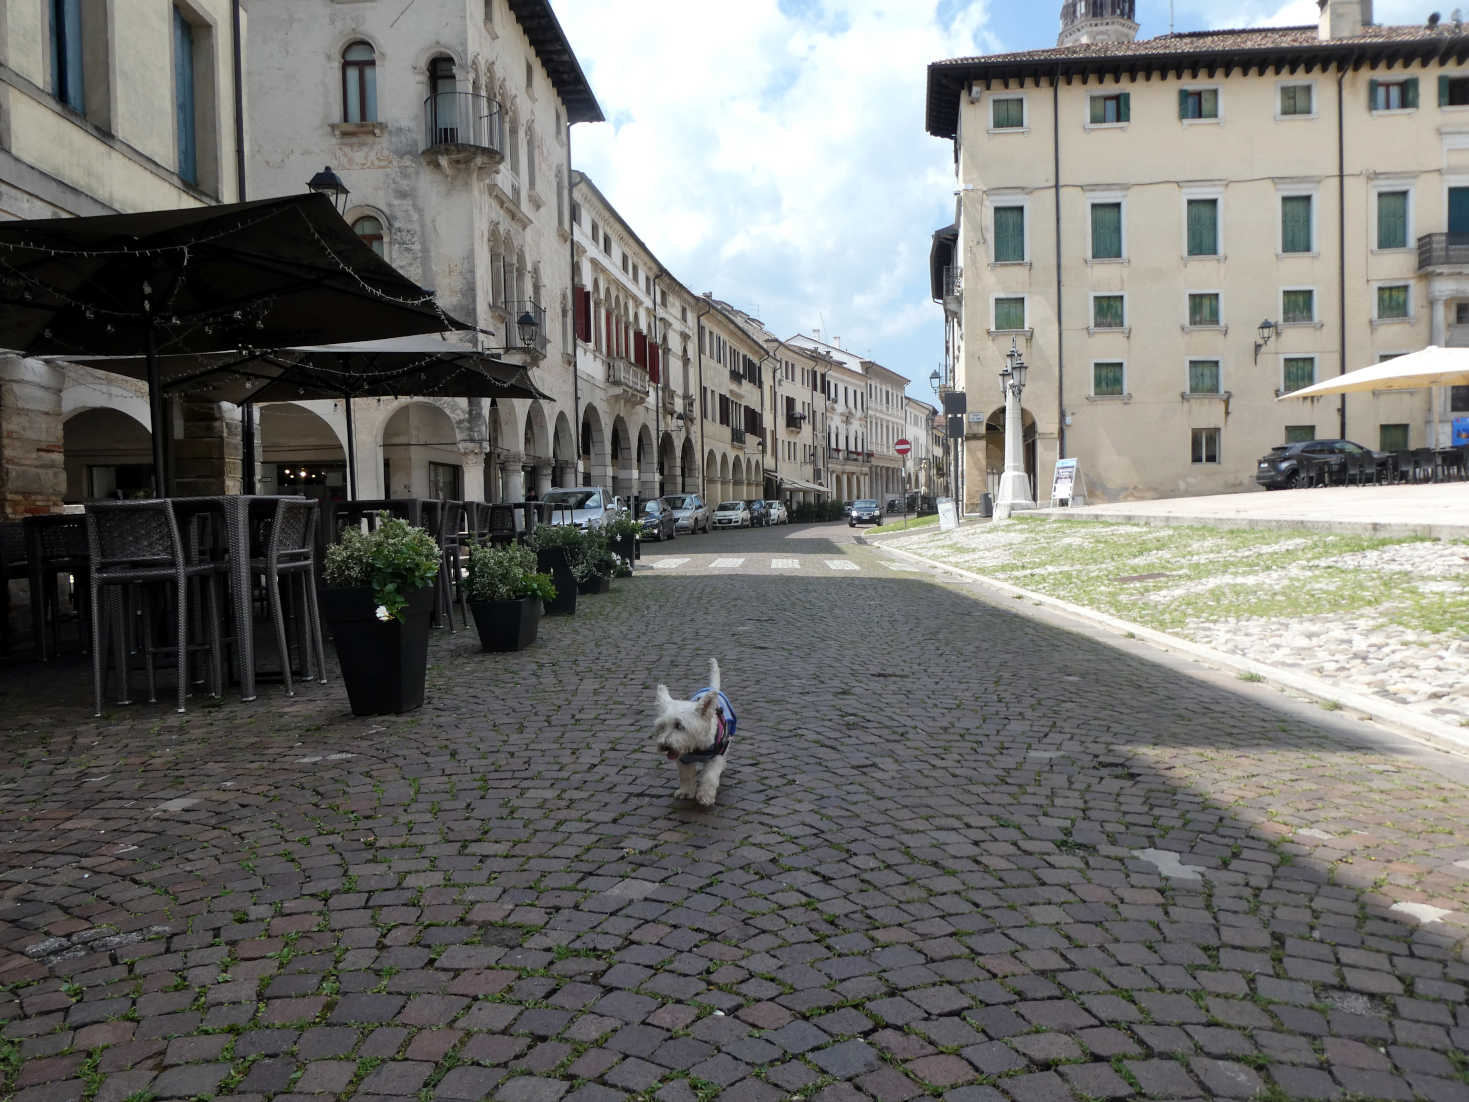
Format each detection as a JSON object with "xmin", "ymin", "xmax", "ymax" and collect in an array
[
  {"xmin": 785, "ymin": 414, "xmax": 806, "ymax": 431},
  {"xmin": 728, "ymin": 366, "xmax": 745, "ymax": 384},
  {"xmin": 422, "ymin": 92, "xmax": 504, "ymax": 166},
  {"xmin": 942, "ymin": 265, "xmax": 962, "ymax": 299},
  {"xmin": 607, "ymin": 357, "xmax": 649, "ymax": 398},
  {"xmin": 731, "ymin": 427, "xmax": 747, "ymax": 445},
  {"xmin": 502, "ymin": 300, "xmax": 548, "ymax": 358}
]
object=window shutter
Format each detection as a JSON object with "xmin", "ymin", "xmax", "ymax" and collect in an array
[
  {"xmin": 573, "ymin": 288, "xmax": 590, "ymax": 342},
  {"xmin": 1405, "ymin": 78, "xmax": 1419, "ymax": 108},
  {"xmin": 648, "ymin": 343, "xmax": 660, "ymax": 383},
  {"xmin": 1178, "ymin": 88, "xmax": 1189, "ymax": 118},
  {"xmin": 1368, "ymin": 79, "xmax": 1379, "ymax": 109},
  {"xmin": 1118, "ymin": 93, "xmax": 1130, "ymax": 122},
  {"xmin": 1442, "ymin": 75, "xmax": 1452, "ymax": 105},
  {"xmin": 634, "ymin": 331, "xmax": 647, "ymax": 368}
]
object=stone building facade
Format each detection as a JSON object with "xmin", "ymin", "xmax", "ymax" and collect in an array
[
  {"xmin": 927, "ymin": 0, "xmax": 1469, "ymax": 507},
  {"xmin": 0, "ymin": 0, "xmax": 248, "ymax": 517}
]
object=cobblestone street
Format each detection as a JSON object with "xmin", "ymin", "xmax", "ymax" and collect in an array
[{"xmin": 3, "ymin": 520, "xmax": 1469, "ymax": 1102}]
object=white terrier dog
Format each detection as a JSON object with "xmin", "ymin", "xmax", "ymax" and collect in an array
[{"xmin": 652, "ymin": 658, "xmax": 736, "ymax": 807}]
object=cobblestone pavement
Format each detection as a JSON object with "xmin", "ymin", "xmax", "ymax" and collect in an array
[{"xmin": 2, "ymin": 520, "xmax": 1469, "ymax": 1102}]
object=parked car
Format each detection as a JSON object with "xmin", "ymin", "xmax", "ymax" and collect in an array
[
  {"xmin": 639, "ymin": 497, "xmax": 677, "ymax": 541},
  {"xmin": 885, "ymin": 497, "xmax": 903, "ymax": 514},
  {"xmin": 712, "ymin": 500, "xmax": 750, "ymax": 528},
  {"xmin": 542, "ymin": 487, "xmax": 617, "ymax": 529},
  {"xmin": 763, "ymin": 500, "xmax": 788, "ymax": 525},
  {"xmin": 841, "ymin": 501, "xmax": 854, "ymax": 518},
  {"xmin": 664, "ymin": 493, "xmax": 711, "ymax": 534},
  {"xmin": 848, "ymin": 498, "xmax": 882, "ymax": 526},
  {"xmin": 1255, "ymin": 439, "xmax": 1389, "ymax": 489},
  {"xmin": 744, "ymin": 499, "xmax": 770, "ymax": 527}
]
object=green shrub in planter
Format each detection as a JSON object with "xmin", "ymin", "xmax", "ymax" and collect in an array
[
  {"xmin": 464, "ymin": 543, "xmax": 556, "ymax": 652},
  {"xmin": 320, "ymin": 514, "xmax": 443, "ymax": 714}
]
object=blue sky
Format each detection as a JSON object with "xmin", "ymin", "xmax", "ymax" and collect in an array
[{"xmin": 554, "ymin": 0, "xmax": 1422, "ymax": 402}]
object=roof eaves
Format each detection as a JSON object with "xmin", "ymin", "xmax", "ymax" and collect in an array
[{"xmin": 506, "ymin": 0, "xmax": 604, "ymax": 124}]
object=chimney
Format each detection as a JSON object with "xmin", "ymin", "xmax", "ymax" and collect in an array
[{"xmin": 1318, "ymin": 0, "xmax": 1370, "ymax": 39}]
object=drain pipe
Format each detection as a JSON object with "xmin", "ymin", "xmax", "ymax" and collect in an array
[
  {"xmin": 1053, "ymin": 69, "xmax": 1065, "ymax": 461},
  {"xmin": 232, "ymin": 0, "xmax": 256, "ymax": 492},
  {"xmin": 1337, "ymin": 66, "xmax": 1347, "ymax": 440},
  {"xmin": 696, "ymin": 300, "xmax": 713, "ymax": 498},
  {"xmin": 568, "ymin": 146, "xmax": 581, "ymax": 483}
]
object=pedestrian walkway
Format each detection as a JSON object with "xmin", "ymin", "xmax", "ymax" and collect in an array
[{"xmin": 1, "ymin": 520, "xmax": 1467, "ymax": 1102}]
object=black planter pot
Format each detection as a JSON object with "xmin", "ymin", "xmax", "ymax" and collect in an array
[
  {"xmin": 318, "ymin": 585, "xmax": 433, "ymax": 715},
  {"xmin": 469, "ymin": 597, "xmax": 541, "ymax": 652},
  {"xmin": 611, "ymin": 533, "xmax": 637, "ymax": 566},
  {"xmin": 578, "ymin": 574, "xmax": 611, "ymax": 595},
  {"xmin": 535, "ymin": 548, "xmax": 577, "ymax": 616}
]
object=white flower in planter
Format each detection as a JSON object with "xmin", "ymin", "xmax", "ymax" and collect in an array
[{"xmin": 375, "ymin": 604, "xmax": 391, "ymax": 622}]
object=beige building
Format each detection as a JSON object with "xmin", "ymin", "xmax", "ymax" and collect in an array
[
  {"xmin": 1, "ymin": 0, "xmax": 248, "ymax": 517},
  {"xmin": 927, "ymin": 0, "xmax": 1469, "ymax": 508},
  {"xmin": 246, "ymin": 0, "xmax": 600, "ymax": 505}
]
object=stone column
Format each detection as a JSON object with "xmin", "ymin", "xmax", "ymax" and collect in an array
[
  {"xmin": 500, "ymin": 452, "xmax": 526, "ymax": 503},
  {"xmin": 554, "ymin": 460, "xmax": 574, "ymax": 488},
  {"xmin": 458, "ymin": 442, "xmax": 488, "ymax": 502},
  {"xmin": 0, "ymin": 355, "xmax": 66, "ymax": 518},
  {"xmin": 173, "ymin": 400, "xmax": 242, "ymax": 498},
  {"xmin": 533, "ymin": 463, "xmax": 553, "ymax": 498}
]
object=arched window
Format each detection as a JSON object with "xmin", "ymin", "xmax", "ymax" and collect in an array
[
  {"xmin": 489, "ymin": 233, "xmax": 504, "ymax": 305},
  {"xmin": 342, "ymin": 42, "xmax": 377, "ymax": 123},
  {"xmin": 352, "ymin": 215, "xmax": 385, "ymax": 257},
  {"xmin": 428, "ymin": 56, "xmax": 457, "ymax": 143}
]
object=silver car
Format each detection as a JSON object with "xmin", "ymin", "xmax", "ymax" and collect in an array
[
  {"xmin": 712, "ymin": 500, "xmax": 750, "ymax": 528},
  {"xmin": 664, "ymin": 493, "xmax": 711, "ymax": 534},
  {"xmin": 763, "ymin": 500, "xmax": 788, "ymax": 525},
  {"xmin": 542, "ymin": 487, "xmax": 617, "ymax": 530}
]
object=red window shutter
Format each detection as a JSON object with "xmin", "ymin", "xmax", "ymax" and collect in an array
[
  {"xmin": 604, "ymin": 310, "xmax": 612, "ymax": 351},
  {"xmin": 648, "ymin": 343, "xmax": 660, "ymax": 383},
  {"xmin": 574, "ymin": 288, "xmax": 590, "ymax": 343},
  {"xmin": 634, "ymin": 331, "xmax": 647, "ymax": 368}
]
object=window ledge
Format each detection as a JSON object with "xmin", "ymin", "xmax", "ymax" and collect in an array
[
  {"xmin": 1370, "ymin": 108, "xmax": 1417, "ymax": 116},
  {"xmin": 1371, "ymin": 315, "xmax": 1414, "ymax": 327},
  {"xmin": 1275, "ymin": 387, "xmax": 1320, "ymax": 398},
  {"xmin": 1086, "ymin": 393, "xmax": 1133, "ymax": 403},
  {"xmin": 1279, "ymin": 320, "xmax": 1324, "ymax": 330},
  {"xmin": 1275, "ymin": 112, "xmax": 1319, "ymax": 121},
  {"xmin": 1370, "ymin": 246, "xmax": 1413, "ymax": 255},
  {"xmin": 1181, "ymin": 389, "xmax": 1232, "ymax": 401},
  {"xmin": 1181, "ymin": 117, "xmax": 1222, "ymax": 125},
  {"xmin": 1086, "ymin": 256, "xmax": 1128, "ymax": 266},
  {"xmin": 1087, "ymin": 326, "xmax": 1130, "ymax": 337},
  {"xmin": 987, "ymin": 127, "xmax": 1030, "ymax": 135},
  {"xmin": 1277, "ymin": 251, "xmax": 1319, "ymax": 260},
  {"xmin": 989, "ymin": 260, "xmax": 1031, "ymax": 269},
  {"xmin": 1180, "ymin": 324, "xmax": 1230, "ymax": 335},
  {"xmin": 987, "ymin": 328, "xmax": 1034, "ymax": 339},
  {"xmin": 330, "ymin": 121, "xmax": 387, "ymax": 138},
  {"xmin": 1084, "ymin": 122, "xmax": 1129, "ymax": 131},
  {"xmin": 1182, "ymin": 253, "xmax": 1226, "ymax": 263}
]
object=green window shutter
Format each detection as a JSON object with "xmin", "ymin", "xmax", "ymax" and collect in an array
[
  {"xmin": 994, "ymin": 206, "xmax": 1024, "ymax": 262},
  {"xmin": 1187, "ymin": 293, "xmax": 1219, "ymax": 326},
  {"xmin": 1281, "ymin": 195, "xmax": 1312, "ymax": 253},
  {"xmin": 1091, "ymin": 203, "xmax": 1122, "ymax": 259},
  {"xmin": 1282, "ymin": 289, "xmax": 1314, "ymax": 323},
  {"xmin": 1283, "ymin": 357, "xmax": 1315, "ymax": 393},
  {"xmin": 1090, "ymin": 96, "xmax": 1105, "ymax": 124},
  {"xmin": 1377, "ymin": 190, "xmax": 1408, "ymax": 249},
  {"xmin": 1368, "ymin": 78, "xmax": 1379, "ymax": 110},
  {"xmin": 1188, "ymin": 360, "xmax": 1221, "ymax": 394},
  {"xmin": 1405, "ymin": 78, "xmax": 1419, "ymax": 108},
  {"xmin": 1093, "ymin": 295, "xmax": 1124, "ymax": 327},
  {"xmin": 1178, "ymin": 88, "xmax": 1189, "ymax": 118},
  {"xmin": 1186, "ymin": 199, "xmax": 1217, "ymax": 256},
  {"xmin": 1093, "ymin": 362, "xmax": 1125, "ymax": 396},
  {"xmin": 994, "ymin": 297, "xmax": 1025, "ymax": 331},
  {"xmin": 1118, "ymin": 92, "xmax": 1130, "ymax": 122},
  {"xmin": 1380, "ymin": 423, "xmax": 1410, "ymax": 451},
  {"xmin": 1442, "ymin": 75, "xmax": 1452, "ymax": 106},
  {"xmin": 1377, "ymin": 284, "xmax": 1409, "ymax": 318}
]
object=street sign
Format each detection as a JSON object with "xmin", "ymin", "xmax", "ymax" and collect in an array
[{"xmin": 894, "ymin": 438, "xmax": 911, "ymax": 456}]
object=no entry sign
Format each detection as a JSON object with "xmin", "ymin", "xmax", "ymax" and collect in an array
[{"xmin": 894, "ymin": 438, "xmax": 911, "ymax": 456}]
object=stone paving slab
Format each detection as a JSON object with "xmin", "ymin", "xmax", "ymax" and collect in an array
[{"xmin": 1, "ymin": 523, "xmax": 1467, "ymax": 1102}]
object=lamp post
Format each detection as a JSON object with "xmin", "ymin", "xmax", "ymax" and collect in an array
[
  {"xmin": 516, "ymin": 309, "xmax": 540, "ymax": 349},
  {"xmin": 994, "ymin": 338, "xmax": 1034, "ymax": 519},
  {"xmin": 1253, "ymin": 318, "xmax": 1276, "ymax": 364},
  {"xmin": 306, "ymin": 166, "xmax": 350, "ymax": 214}
]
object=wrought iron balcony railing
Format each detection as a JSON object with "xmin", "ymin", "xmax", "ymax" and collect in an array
[
  {"xmin": 502, "ymin": 300, "xmax": 547, "ymax": 357},
  {"xmin": 731, "ymin": 427, "xmax": 747, "ymax": 444},
  {"xmin": 423, "ymin": 92, "xmax": 503, "ymax": 160},
  {"xmin": 942, "ymin": 266, "xmax": 962, "ymax": 298}
]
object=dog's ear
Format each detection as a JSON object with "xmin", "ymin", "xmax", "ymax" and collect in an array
[
  {"xmin": 696, "ymin": 691, "xmax": 720, "ymax": 718},
  {"xmin": 708, "ymin": 658, "xmax": 721, "ymax": 691},
  {"xmin": 655, "ymin": 684, "xmax": 673, "ymax": 707}
]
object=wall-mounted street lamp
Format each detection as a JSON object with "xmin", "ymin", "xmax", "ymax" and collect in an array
[
  {"xmin": 306, "ymin": 166, "xmax": 350, "ymax": 214},
  {"xmin": 1253, "ymin": 318, "xmax": 1276, "ymax": 364},
  {"xmin": 929, "ymin": 369, "xmax": 941, "ymax": 392},
  {"xmin": 517, "ymin": 310, "xmax": 540, "ymax": 349}
]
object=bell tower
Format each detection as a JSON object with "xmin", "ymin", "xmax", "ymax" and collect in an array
[{"xmin": 1058, "ymin": 0, "xmax": 1139, "ymax": 47}]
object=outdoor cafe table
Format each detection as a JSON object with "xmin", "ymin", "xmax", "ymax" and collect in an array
[{"xmin": 168, "ymin": 494, "xmax": 311, "ymax": 702}]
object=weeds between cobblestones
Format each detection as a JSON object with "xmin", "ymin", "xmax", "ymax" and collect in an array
[{"xmin": 1, "ymin": 530, "xmax": 1469, "ymax": 1101}]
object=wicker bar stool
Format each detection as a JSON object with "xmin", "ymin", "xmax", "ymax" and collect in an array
[
  {"xmin": 1, "ymin": 522, "xmax": 26, "ymax": 656},
  {"xmin": 250, "ymin": 498, "xmax": 326, "ymax": 696},
  {"xmin": 85, "ymin": 501, "xmax": 223, "ymax": 716}
]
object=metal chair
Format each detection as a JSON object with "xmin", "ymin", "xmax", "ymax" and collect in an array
[
  {"xmin": 25, "ymin": 514, "xmax": 92, "ymax": 659},
  {"xmin": 1, "ymin": 522, "xmax": 27, "ymax": 656},
  {"xmin": 1393, "ymin": 450, "xmax": 1414, "ymax": 483},
  {"xmin": 417, "ymin": 499, "xmax": 461, "ymax": 632},
  {"xmin": 250, "ymin": 498, "xmax": 326, "ymax": 697},
  {"xmin": 1411, "ymin": 447, "xmax": 1437, "ymax": 482},
  {"xmin": 85, "ymin": 501, "xmax": 223, "ymax": 716},
  {"xmin": 486, "ymin": 504, "xmax": 517, "ymax": 547}
]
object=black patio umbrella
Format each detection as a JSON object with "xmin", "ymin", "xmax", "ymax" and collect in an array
[
  {"xmin": 0, "ymin": 193, "xmax": 473, "ymax": 492},
  {"xmin": 67, "ymin": 336, "xmax": 551, "ymax": 499}
]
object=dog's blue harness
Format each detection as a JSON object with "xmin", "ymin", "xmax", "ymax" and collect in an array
[{"xmin": 680, "ymin": 688, "xmax": 735, "ymax": 764}]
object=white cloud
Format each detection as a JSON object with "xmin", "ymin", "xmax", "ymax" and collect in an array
[
  {"xmin": 1177, "ymin": 0, "xmax": 1439, "ymax": 27},
  {"xmin": 555, "ymin": 0, "xmax": 993, "ymax": 384}
]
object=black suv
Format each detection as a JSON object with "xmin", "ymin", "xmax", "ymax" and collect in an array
[
  {"xmin": 1255, "ymin": 439, "xmax": 1388, "ymax": 489},
  {"xmin": 848, "ymin": 499, "xmax": 882, "ymax": 526}
]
